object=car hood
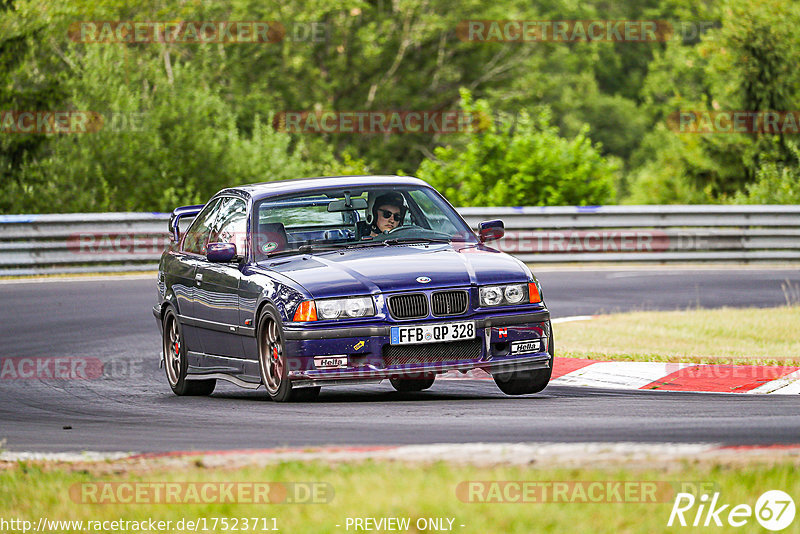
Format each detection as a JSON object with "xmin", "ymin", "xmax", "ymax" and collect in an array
[{"xmin": 255, "ymin": 243, "xmax": 531, "ymax": 297}]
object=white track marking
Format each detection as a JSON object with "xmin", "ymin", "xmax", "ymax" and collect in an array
[
  {"xmin": 747, "ymin": 369, "xmax": 800, "ymax": 394},
  {"xmin": 7, "ymin": 443, "xmax": 800, "ymax": 469},
  {"xmin": 551, "ymin": 315, "xmax": 595, "ymax": 324},
  {"xmin": 551, "ymin": 361, "xmax": 695, "ymax": 389},
  {"xmin": 0, "ymin": 443, "xmax": 719, "ymax": 465},
  {"xmin": 0, "ymin": 451, "xmax": 131, "ymax": 462}
]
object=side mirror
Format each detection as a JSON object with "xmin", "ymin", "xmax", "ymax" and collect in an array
[
  {"xmin": 478, "ymin": 220, "xmax": 505, "ymax": 242},
  {"xmin": 169, "ymin": 204, "xmax": 204, "ymax": 241},
  {"xmin": 207, "ymin": 242, "xmax": 237, "ymax": 263}
]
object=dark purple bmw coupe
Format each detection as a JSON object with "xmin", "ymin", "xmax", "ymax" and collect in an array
[{"xmin": 153, "ymin": 176, "xmax": 552, "ymax": 401}]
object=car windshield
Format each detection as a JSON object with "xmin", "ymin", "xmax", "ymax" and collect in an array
[{"xmin": 252, "ymin": 185, "xmax": 477, "ymax": 259}]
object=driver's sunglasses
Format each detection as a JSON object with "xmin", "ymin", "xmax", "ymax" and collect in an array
[{"xmin": 379, "ymin": 209, "xmax": 402, "ymax": 222}]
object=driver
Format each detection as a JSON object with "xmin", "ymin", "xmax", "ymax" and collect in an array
[{"xmin": 369, "ymin": 191, "xmax": 407, "ymax": 237}]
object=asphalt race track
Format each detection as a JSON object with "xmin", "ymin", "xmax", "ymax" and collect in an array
[{"xmin": 1, "ymin": 267, "xmax": 799, "ymax": 452}]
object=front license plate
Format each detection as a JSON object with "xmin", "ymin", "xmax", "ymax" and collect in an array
[{"xmin": 390, "ymin": 322, "xmax": 475, "ymax": 345}]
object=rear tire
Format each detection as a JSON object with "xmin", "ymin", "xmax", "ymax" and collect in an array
[
  {"xmin": 257, "ymin": 306, "xmax": 320, "ymax": 402},
  {"xmin": 493, "ymin": 323, "xmax": 554, "ymax": 396},
  {"xmin": 390, "ymin": 376, "xmax": 435, "ymax": 392},
  {"xmin": 162, "ymin": 309, "xmax": 216, "ymax": 396}
]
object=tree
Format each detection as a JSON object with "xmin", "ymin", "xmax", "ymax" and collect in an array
[{"xmin": 416, "ymin": 90, "xmax": 617, "ymax": 206}]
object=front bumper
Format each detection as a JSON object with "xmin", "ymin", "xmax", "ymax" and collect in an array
[
  {"xmin": 152, "ymin": 305, "xmax": 163, "ymax": 331},
  {"xmin": 287, "ymin": 352, "xmax": 551, "ymax": 387},
  {"xmin": 283, "ymin": 309, "xmax": 552, "ymax": 387}
]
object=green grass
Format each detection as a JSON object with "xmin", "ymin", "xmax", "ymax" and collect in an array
[
  {"xmin": 555, "ymin": 306, "xmax": 800, "ymax": 366},
  {"xmin": 2, "ymin": 460, "xmax": 799, "ymax": 533}
]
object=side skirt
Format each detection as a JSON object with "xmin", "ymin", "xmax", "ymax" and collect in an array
[
  {"xmin": 186, "ymin": 351, "xmax": 262, "ymax": 387},
  {"xmin": 186, "ymin": 372, "xmax": 262, "ymax": 390}
]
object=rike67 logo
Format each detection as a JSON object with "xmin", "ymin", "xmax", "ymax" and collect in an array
[{"xmin": 668, "ymin": 490, "xmax": 795, "ymax": 531}]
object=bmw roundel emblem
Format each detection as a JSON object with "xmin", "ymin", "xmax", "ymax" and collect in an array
[{"xmin": 416, "ymin": 276, "xmax": 431, "ymax": 283}]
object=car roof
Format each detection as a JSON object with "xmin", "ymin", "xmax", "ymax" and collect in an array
[{"xmin": 217, "ymin": 175, "xmax": 431, "ymax": 201}]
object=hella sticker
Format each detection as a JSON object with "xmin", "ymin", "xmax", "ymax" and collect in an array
[
  {"xmin": 416, "ymin": 276, "xmax": 431, "ymax": 283},
  {"xmin": 314, "ymin": 356, "xmax": 348, "ymax": 369},
  {"xmin": 510, "ymin": 340, "xmax": 542, "ymax": 355}
]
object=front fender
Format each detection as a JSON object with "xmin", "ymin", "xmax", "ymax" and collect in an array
[{"xmin": 240, "ymin": 265, "xmax": 309, "ymax": 326}]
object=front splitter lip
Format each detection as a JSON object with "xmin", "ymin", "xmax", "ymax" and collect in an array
[{"xmin": 287, "ymin": 352, "xmax": 551, "ymax": 384}]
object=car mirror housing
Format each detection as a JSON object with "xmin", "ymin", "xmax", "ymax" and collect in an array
[
  {"xmin": 327, "ymin": 197, "xmax": 368, "ymax": 211},
  {"xmin": 478, "ymin": 220, "xmax": 505, "ymax": 242},
  {"xmin": 169, "ymin": 204, "xmax": 204, "ymax": 241},
  {"xmin": 207, "ymin": 242, "xmax": 237, "ymax": 262}
]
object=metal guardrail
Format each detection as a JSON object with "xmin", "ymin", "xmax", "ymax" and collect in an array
[
  {"xmin": 0, "ymin": 205, "xmax": 799, "ymax": 275},
  {"xmin": 0, "ymin": 213, "xmax": 170, "ymax": 276},
  {"xmin": 457, "ymin": 205, "xmax": 800, "ymax": 263}
]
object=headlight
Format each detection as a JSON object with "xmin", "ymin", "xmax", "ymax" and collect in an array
[
  {"xmin": 317, "ymin": 299, "xmax": 343, "ymax": 320},
  {"xmin": 479, "ymin": 286, "xmax": 504, "ymax": 306},
  {"xmin": 504, "ymin": 284, "xmax": 525, "ymax": 303},
  {"xmin": 479, "ymin": 283, "xmax": 530, "ymax": 307},
  {"xmin": 315, "ymin": 297, "xmax": 375, "ymax": 320},
  {"xmin": 344, "ymin": 297, "xmax": 372, "ymax": 318}
]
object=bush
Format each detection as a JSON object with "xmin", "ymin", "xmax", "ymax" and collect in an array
[
  {"xmin": 732, "ymin": 142, "xmax": 800, "ymax": 204},
  {"xmin": 415, "ymin": 90, "xmax": 617, "ymax": 207},
  {"xmin": 1, "ymin": 43, "xmax": 354, "ymax": 213}
]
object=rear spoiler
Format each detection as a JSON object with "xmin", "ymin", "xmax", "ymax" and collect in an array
[{"xmin": 169, "ymin": 204, "xmax": 204, "ymax": 241}]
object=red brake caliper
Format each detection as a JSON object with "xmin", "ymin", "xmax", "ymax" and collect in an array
[
  {"xmin": 272, "ymin": 346, "xmax": 279, "ymax": 361},
  {"xmin": 174, "ymin": 342, "xmax": 179, "ymax": 356}
]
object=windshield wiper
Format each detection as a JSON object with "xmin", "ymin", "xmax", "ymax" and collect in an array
[
  {"xmin": 264, "ymin": 238, "xmax": 454, "ymax": 258},
  {"xmin": 264, "ymin": 244, "xmax": 344, "ymax": 258},
  {"xmin": 337, "ymin": 240, "xmax": 391, "ymax": 249},
  {"xmin": 383, "ymin": 237, "xmax": 451, "ymax": 245}
]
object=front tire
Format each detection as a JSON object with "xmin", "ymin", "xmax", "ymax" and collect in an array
[
  {"xmin": 162, "ymin": 309, "xmax": 216, "ymax": 396},
  {"xmin": 390, "ymin": 376, "xmax": 435, "ymax": 392},
  {"xmin": 493, "ymin": 324, "xmax": 554, "ymax": 396},
  {"xmin": 257, "ymin": 306, "xmax": 320, "ymax": 402}
]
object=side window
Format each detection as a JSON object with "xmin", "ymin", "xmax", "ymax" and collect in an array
[
  {"xmin": 408, "ymin": 190, "xmax": 457, "ymax": 234},
  {"xmin": 259, "ymin": 196, "xmax": 350, "ymax": 228},
  {"xmin": 182, "ymin": 198, "xmax": 222, "ymax": 255},
  {"xmin": 210, "ymin": 197, "xmax": 248, "ymax": 256}
]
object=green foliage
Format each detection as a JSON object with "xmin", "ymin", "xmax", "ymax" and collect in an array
[
  {"xmin": 624, "ymin": 124, "xmax": 754, "ymax": 204},
  {"xmin": 0, "ymin": 0, "xmax": 798, "ymax": 212},
  {"xmin": 2, "ymin": 41, "xmax": 340, "ymax": 212},
  {"xmin": 416, "ymin": 90, "xmax": 617, "ymax": 206},
  {"xmin": 632, "ymin": 0, "xmax": 800, "ymax": 202},
  {"xmin": 732, "ymin": 142, "xmax": 800, "ymax": 204}
]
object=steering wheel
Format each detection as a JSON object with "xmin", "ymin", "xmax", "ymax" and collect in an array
[{"xmin": 386, "ymin": 224, "xmax": 419, "ymax": 234}]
